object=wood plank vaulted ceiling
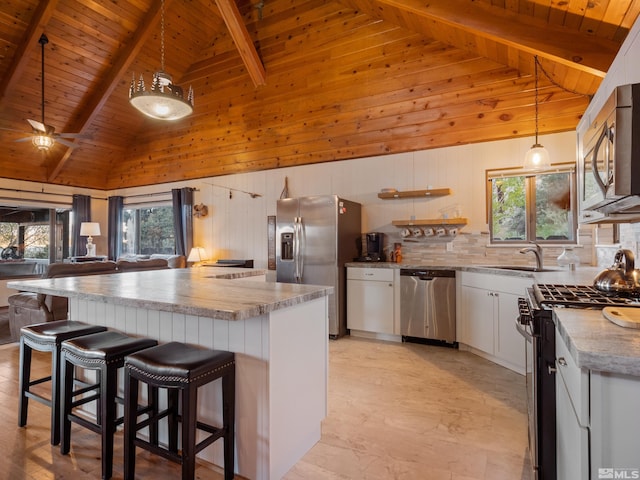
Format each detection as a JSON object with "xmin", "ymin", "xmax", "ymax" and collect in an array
[{"xmin": 0, "ymin": 0, "xmax": 639, "ymax": 190}]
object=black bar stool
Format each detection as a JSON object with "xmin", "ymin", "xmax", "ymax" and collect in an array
[
  {"xmin": 18, "ymin": 320, "xmax": 108, "ymax": 445},
  {"xmin": 123, "ymin": 341, "xmax": 235, "ymax": 480},
  {"xmin": 60, "ymin": 330, "xmax": 158, "ymax": 480}
]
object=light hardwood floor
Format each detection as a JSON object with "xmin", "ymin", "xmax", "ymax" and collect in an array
[{"xmin": 0, "ymin": 337, "xmax": 531, "ymax": 480}]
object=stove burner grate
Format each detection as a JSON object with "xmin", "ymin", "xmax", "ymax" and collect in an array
[{"xmin": 534, "ymin": 284, "xmax": 640, "ymax": 308}]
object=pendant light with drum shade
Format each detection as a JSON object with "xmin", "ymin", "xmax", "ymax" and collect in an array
[
  {"xmin": 129, "ymin": 0, "xmax": 194, "ymax": 120},
  {"xmin": 523, "ymin": 56, "xmax": 551, "ymax": 170}
]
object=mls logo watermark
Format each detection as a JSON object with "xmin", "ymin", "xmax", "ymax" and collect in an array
[{"xmin": 599, "ymin": 468, "xmax": 640, "ymax": 479}]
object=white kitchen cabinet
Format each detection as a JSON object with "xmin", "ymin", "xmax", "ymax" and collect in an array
[
  {"xmin": 555, "ymin": 328, "xmax": 640, "ymax": 479},
  {"xmin": 458, "ymin": 271, "xmax": 530, "ymax": 374},
  {"xmin": 555, "ymin": 329, "xmax": 590, "ymax": 480},
  {"xmin": 458, "ymin": 284, "xmax": 494, "ymax": 353},
  {"xmin": 347, "ymin": 267, "xmax": 396, "ymax": 338}
]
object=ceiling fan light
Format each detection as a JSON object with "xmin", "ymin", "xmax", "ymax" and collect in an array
[
  {"xmin": 32, "ymin": 134, "xmax": 54, "ymax": 151},
  {"xmin": 524, "ymin": 143, "xmax": 551, "ymax": 170}
]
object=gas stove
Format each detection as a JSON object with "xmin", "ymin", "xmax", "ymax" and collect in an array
[{"xmin": 533, "ymin": 283, "xmax": 640, "ymax": 309}]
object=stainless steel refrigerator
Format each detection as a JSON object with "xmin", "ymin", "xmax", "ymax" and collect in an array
[{"xmin": 276, "ymin": 195, "xmax": 362, "ymax": 338}]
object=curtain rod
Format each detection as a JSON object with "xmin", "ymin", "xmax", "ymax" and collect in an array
[
  {"xmin": 0, "ymin": 187, "xmax": 108, "ymax": 200},
  {"xmin": 0, "ymin": 196, "xmax": 70, "ymax": 206},
  {"xmin": 0, "ymin": 186, "xmax": 199, "ymax": 201},
  {"xmin": 124, "ymin": 187, "xmax": 198, "ymax": 199}
]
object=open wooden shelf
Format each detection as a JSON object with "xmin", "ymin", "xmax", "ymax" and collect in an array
[
  {"xmin": 378, "ymin": 188, "xmax": 451, "ymax": 199},
  {"xmin": 392, "ymin": 217, "xmax": 468, "ymax": 227}
]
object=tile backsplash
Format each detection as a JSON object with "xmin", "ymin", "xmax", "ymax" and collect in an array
[{"xmin": 378, "ymin": 226, "xmax": 594, "ymax": 268}]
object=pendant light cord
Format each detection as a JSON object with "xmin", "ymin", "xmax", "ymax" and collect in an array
[
  {"xmin": 39, "ymin": 33, "xmax": 48, "ymax": 126},
  {"xmin": 534, "ymin": 55, "xmax": 539, "ymax": 145},
  {"xmin": 534, "ymin": 54, "xmax": 592, "ymax": 99},
  {"xmin": 160, "ymin": 0, "xmax": 165, "ymax": 72}
]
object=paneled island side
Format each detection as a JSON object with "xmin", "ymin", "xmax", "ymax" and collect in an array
[{"xmin": 9, "ymin": 267, "xmax": 333, "ymax": 480}]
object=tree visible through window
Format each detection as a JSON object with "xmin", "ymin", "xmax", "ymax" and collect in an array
[
  {"xmin": 489, "ymin": 167, "xmax": 576, "ymax": 243},
  {"xmin": 121, "ymin": 206, "xmax": 175, "ymax": 256},
  {"xmin": 0, "ymin": 208, "xmax": 70, "ymax": 261}
]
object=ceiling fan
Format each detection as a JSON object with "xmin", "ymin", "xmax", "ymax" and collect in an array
[{"xmin": 0, "ymin": 34, "xmax": 87, "ymax": 151}]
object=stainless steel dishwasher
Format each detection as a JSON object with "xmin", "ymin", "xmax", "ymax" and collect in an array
[{"xmin": 400, "ymin": 269, "xmax": 456, "ymax": 344}]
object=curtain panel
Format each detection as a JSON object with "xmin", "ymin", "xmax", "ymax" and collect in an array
[
  {"xmin": 71, "ymin": 194, "xmax": 91, "ymax": 256},
  {"xmin": 172, "ymin": 188, "xmax": 194, "ymax": 256},
  {"xmin": 107, "ymin": 196, "xmax": 124, "ymax": 260}
]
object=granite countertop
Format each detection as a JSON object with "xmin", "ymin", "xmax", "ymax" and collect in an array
[
  {"xmin": 8, "ymin": 268, "xmax": 333, "ymax": 321},
  {"xmin": 554, "ymin": 308, "xmax": 640, "ymax": 376},
  {"xmin": 345, "ymin": 262, "xmax": 602, "ymax": 285}
]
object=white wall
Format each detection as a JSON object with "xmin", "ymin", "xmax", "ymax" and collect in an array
[
  {"xmin": 105, "ymin": 131, "xmax": 576, "ymax": 268},
  {"xmin": 0, "ymin": 131, "xmax": 582, "ymax": 269}
]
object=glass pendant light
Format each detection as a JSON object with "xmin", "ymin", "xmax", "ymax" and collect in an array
[{"xmin": 524, "ymin": 56, "xmax": 550, "ymax": 170}]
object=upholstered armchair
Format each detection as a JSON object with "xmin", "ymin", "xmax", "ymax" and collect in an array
[{"xmin": 8, "ymin": 261, "xmax": 118, "ymax": 341}]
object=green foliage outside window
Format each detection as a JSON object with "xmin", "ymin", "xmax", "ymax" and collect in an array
[
  {"xmin": 492, "ymin": 177, "xmax": 526, "ymax": 240},
  {"xmin": 122, "ymin": 206, "xmax": 175, "ymax": 255},
  {"xmin": 490, "ymin": 170, "xmax": 575, "ymax": 243}
]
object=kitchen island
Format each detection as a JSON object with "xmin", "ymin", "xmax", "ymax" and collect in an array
[{"xmin": 9, "ymin": 267, "xmax": 333, "ymax": 480}]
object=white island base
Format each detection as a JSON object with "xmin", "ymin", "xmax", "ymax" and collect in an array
[{"xmin": 69, "ymin": 295, "xmax": 328, "ymax": 480}]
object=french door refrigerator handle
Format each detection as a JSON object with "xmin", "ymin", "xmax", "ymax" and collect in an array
[
  {"xmin": 298, "ymin": 216, "xmax": 304, "ymax": 281},
  {"xmin": 293, "ymin": 217, "xmax": 300, "ymax": 282}
]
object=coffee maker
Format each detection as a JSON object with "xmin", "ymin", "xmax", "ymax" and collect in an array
[{"xmin": 356, "ymin": 232, "xmax": 385, "ymax": 262}]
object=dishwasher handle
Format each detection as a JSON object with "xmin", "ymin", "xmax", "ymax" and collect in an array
[{"xmin": 417, "ymin": 276, "xmax": 435, "ymax": 281}]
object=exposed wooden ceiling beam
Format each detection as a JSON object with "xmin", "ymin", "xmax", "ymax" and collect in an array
[
  {"xmin": 215, "ymin": 0, "xmax": 266, "ymax": 87},
  {"xmin": 340, "ymin": 0, "xmax": 621, "ymax": 77},
  {"xmin": 47, "ymin": 0, "xmax": 176, "ymax": 182},
  {"xmin": 0, "ymin": 0, "xmax": 59, "ymax": 108}
]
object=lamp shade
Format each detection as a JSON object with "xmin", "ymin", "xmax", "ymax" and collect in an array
[
  {"xmin": 187, "ymin": 247, "xmax": 208, "ymax": 263},
  {"xmin": 80, "ymin": 222, "xmax": 101, "ymax": 237},
  {"xmin": 523, "ymin": 143, "xmax": 551, "ymax": 170}
]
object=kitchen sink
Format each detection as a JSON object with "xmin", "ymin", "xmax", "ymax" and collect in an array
[{"xmin": 480, "ymin": 265, "xmax": 561, "ymax": 273}]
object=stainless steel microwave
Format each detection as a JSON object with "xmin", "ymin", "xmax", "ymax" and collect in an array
[{"xmin": 577, "ymin": 83, "xmax": 640, "ymax": 223}]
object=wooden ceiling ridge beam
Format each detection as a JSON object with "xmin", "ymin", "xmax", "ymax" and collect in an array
[
  {"xmin": 215, "ymin": 0, "xmax": 267, "ymax": 87},
  {"xmin": 47, "ymin": 0, "xmax": 176, "ymax": 182},
  {"xmin": 0, "ymin": 0, "xmax": 60, "ymax": 110},
  {"xmin": 341, "ymin": 0, "xmax": 621, "ymax": 78}
]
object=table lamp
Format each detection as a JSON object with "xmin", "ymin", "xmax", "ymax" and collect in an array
[
  {"xmin": 80, "ymin": 222, "xmax": 101, "ymax": 256},
  {"xmin": 187, "ymin": 247, "xmax": 208, "ymax": 266}
]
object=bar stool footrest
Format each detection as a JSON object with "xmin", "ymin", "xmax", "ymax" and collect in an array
[
  {"xmin": 24, "ymin": 391, "xmax": 52, "ymax": 407},
  {"xmin": 134, "ymin": 438, "xmax": 182, "ymax": 464},
  {"xmin": 28, "ymin": 375, "xmax": 52, "ymax": 388}
]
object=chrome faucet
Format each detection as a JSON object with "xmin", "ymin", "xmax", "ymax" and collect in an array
[{"xmin": 519, "ymin": 242, "xmax": 543, "ymax": 270}]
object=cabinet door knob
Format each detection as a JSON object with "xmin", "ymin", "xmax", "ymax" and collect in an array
[{"xmin": 557, "ymin": 357, "xmax": 568, "ymax": 366}]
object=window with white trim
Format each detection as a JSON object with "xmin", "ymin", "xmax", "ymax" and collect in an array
[{"xmin": 487, "ymin": 164, "xmax": 577, "ymax": 244}]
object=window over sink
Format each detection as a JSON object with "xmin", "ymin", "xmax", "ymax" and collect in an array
[{"xmin": 487, "ymin": 163, "xmax": 577, "ymax": 244}]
